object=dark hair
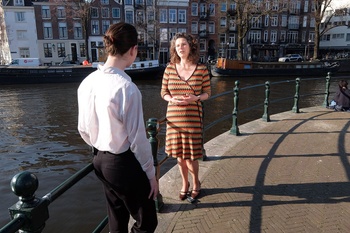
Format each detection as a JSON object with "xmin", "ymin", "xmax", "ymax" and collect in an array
[
  {"xmin": 169, "ymin": 32, "xmax": 199, "ymax": 64},
  {"xmin": 103, "ymin": 22, "xmax": 138, "ymax": 56},
  {"xmin": 339, "ymin": 80, "xmax": 348, "ymax": 89}
]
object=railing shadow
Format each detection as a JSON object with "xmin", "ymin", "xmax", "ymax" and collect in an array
[{"xmin": 0, "ymin": 72, "xmax": 340, "ymax": 233}]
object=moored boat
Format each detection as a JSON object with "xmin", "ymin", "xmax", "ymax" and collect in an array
[
  {"xmin": 210, "ymin": 58, "xmax": 341, "ymax": 77},
  {"xmin": 0, "ymin": 60, "xmax": 164, "ymax": 85}
]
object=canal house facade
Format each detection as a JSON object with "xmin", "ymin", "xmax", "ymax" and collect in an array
[{"xmin": 1, "ymin": 0, "xmax": 347, "ymax": 65}]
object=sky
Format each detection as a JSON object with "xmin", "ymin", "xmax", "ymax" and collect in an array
[{"xmin": 331, "ymin": 0, "xmax": 349, "ymax": 8}]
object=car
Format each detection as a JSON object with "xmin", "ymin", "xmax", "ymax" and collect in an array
[{"xmin": 278, "ymin": 54, "xmax": 304, "ymax": 62}]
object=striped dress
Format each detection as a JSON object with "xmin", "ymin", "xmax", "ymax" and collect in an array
[{"xmin": 161, "ymin": 63, "xmax": 211, "ymax": 160}]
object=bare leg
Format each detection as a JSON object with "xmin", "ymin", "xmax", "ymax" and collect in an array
[
  {"xmin": 177, "ymin": 157, "xmax": 189, "ymax": 192},
  {"xmin": 186, "ymin": 159, "xmax": 200, "ymax": 191}
]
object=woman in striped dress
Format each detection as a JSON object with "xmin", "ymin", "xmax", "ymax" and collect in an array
[{"xmin": 161, "ymin": 33, "xmax": 211, "ymax": 201}]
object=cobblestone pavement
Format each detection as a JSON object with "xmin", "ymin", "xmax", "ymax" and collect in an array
[{"xmin": 155, "ymin": 107, "xmax": 350, "ymax": 233}]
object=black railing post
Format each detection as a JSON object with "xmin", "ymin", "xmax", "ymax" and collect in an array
[
  {"xmin": 7, "ymin": 171, "xmax": 49, "ymax": 233},
  {"xmin": 146, "ymin": 118, "xmax": 164, "ymax": 212},
  {"xmin": 323, "ymin": 72, "xmax": 331, "ymax": 107},
  {"xmin": 262, "ymin": 81, "xmax": 271, "ymax": 122},
  {"xmin": 230, "ymin": 80, "xmax": 240, "ymax": 135},
  {"xmin": 292, "ymin": 78, "xmax": 301, "ymax": 113}
]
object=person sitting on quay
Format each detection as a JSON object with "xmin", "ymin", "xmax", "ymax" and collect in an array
[{"xmin": 332, "ymin": 80, "xmax": 350, "ymax": 111}]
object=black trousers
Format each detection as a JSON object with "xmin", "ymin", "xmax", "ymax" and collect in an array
[{"xmin": 93, "ymin": 149, "xmax": 158, "ymax": 233}]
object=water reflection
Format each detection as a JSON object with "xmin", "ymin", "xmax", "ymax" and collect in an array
[{"xmin": 0, "ymin": 75, "xmax": 344, "ymax": 232}]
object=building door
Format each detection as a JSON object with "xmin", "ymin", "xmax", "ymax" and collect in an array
[{"xmin": 71, "ymin": 43, "xmax": 77, "ymax": 62}]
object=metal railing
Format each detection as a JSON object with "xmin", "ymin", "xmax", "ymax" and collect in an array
[{"xmin": 0, "ymin": 72, "xmax": 335, "ymax": 233}]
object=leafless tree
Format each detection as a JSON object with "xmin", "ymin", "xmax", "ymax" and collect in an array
[
  {"xmin": 228, "ymin": 0, "xmax": 282, "ymax": 60},
  {"xmin": 53, "ymin": 0, "xmax": 93, "ymax": 61},
  {"xmin": 312, "ymin": 0, "xmax": 350, "ymax": 59}
]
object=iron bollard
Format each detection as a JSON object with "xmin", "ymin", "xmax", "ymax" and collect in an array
[
  {"xmin": 323, "ymin": 72, "xmax": 331, "ymax": 107},
  {"xmin": 262, "ymin": 81, "xmax": 271, "ymax": 122},
  {"xmin": 230, "ymin": 80, "xmax": 240, "ymax": 135},
  {"xmin": 292, "ymin": 78, "xmax": 300, "ymax": 113},
  {"xmin": 146, "ymin": 118, "xmax": 164, "ymax": 212},
  {"xmin": 8, "ymin": 171, "xmax": 49, "ymax": 233}
]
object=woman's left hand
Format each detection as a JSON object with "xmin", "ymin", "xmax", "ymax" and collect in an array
[{"xmin": 182, "ymin": 94, "xmax": 198, "ymax": 103}]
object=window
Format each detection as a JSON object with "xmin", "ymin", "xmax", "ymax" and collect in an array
[
  {"xmin": 272, "ymin": 1, "xmax": 279, "ymax": 10},
  {"xmin": 265, "ymin": 15, "xmax": 269, "ymax": 27},
  {"xmin": 209, "ymin": 4, "xmax": 215, "ymax": 16},
  {"xmin": 271, "ymin": 30, "xmax": 277, "ymax": 42},
  {"xmin": 304, "ymin": 0, "xmax": 309, "ymax": 12},
  {"xmin": 191, "ymin": 3, "xmax": 198, "ymax": 16},
  {"xmin": 248, "ymin": 30, "xmax": 261, "ymax": 43},
  {"xmin": 271, "ymin": 15, "xmax": 278, "ymax": 26},
  {"xmin": 191, "ymin": 21, "xmax": 198, "ymax": 34},
  {"xmin": 178, "ymin": 28, "xmax": 186, "ymax": 33},
  {"xmin": 221, "ymin": 3, "xmax": 227, "ymax": 12},
  {"xmin": 43, "ymin": 43, "xmax": 53, "ymax": 57},
  {"xmin": 80, "ymin": 43, "xmax": 86, "ymax": 57},
  {"xmin": 146, "ymin": 0, "xmax": 153, "ymax": 6},
  {"xmin": 169, "ymin": 28, "xmax": 177, "ymax": 41},
  {"xmin": 57, "ymin": 6, "xmax": 66, "ymax": 18},
  {"xmin": 74, "ymin": 22, "xmax": 82, "ymax": 39},
  {"xmin": 160, "ymin": 28, "xmax": 168, "ymax": 42},
  {"xmin": 112, "ymin": 8, "xmax": 120, "ymax": 18},
  {"xmin": 91, "ymin": 8, "xmax": 99, "ymax": 18},
  {"xmin": 346, "ymin": 33, "xmax": 350, "ymax": 41},
  {"xmin": 102, "ymin": 8, "xmax": 109, "ymax": 18},
  {"xmin": 19, "ymin": 48, "xmax": 29, "ymax": 57},
  {"xmin": 102, "ymin": 20, "xmax": 110, "ymax": 34},
  {"xmin": 199, "ymin": 22, "xmax": 206, "ymax": 36},
  {"xmin": 310, "ymin": 17, "xmax": 315, "ymax": 27},
  {"xmin": 160, "ymin": 9, "xmax": 167, "ymax": 23},
  {"xmin": 101, "ymin": 0, "xmax": 109, "ymax": 4},
  {"xmin": 199, "ymin": 3, "xmax": 206, "ymax": 18},
  {"xmin": 91, "ymin": 20, "xmax": 100, "ymax": 35},
  {"xmin": 264, "ymin": 30, "xmax": 268, "ymax": 42},
  {"xmin": 220, "ymin": 17, "xmax": 226, "ymax": 27},
  {"xmin": 14, "ymin": 0, "xmax": 24, "ymax": 6},
  {"xmin": 59, "ymin": 22, "xmax": 68, "ymax": 39},
  {"xmin": 169, "ymin": 9, "xmax": 176, "ymax": 23},
  {"xmin": 125, "ymin": 0, "xmax": 132, "ymax": 5},
  {"xmin": 303, "ymin": 16, "xmax": 307, "ymax": 27},
  {"xmin": 57, "ymin": 43, "xmax": 66, "ymax": 58},
  {"xmin": 15, "ymin": 12, "xmax": 25, "ymax": 22},
  {"xmin": 125, "ymin": 11, "xmax": 133, "ymax": 24},
  {"xmin": 17, "ymin": 30, "xmax": 27, "ymax": 40},
  {"xmin": 280, "ymin": 31, "xmax": 286, "ymax": 42},
  {"xmin": 281, "ymin": 15, "xmax": 287, "ymax": 27},
  {"xmin": 209, "ymin": 22, "xmax": 215, "ymax": 34},
  {"xmin": 43, "ymin": 22, "xmax": 52, "ymax": 39},
  {"xmin": 147, "ymin": 10, "xmax": 154, "ymax": 22},
  {"xmin": 42, "ymin": 6, "xmax": 51, "ymax": 19},
  {"xmin": 178, "ymin": 10, "xmax": 186, "ymax": 23},
  {"xmin": 199, "ymin": 39, "xmax": 206, "ymax": 51},
  {"xmin": 302, "ymin": 31, "xmax": 306, "ymax": 42}
]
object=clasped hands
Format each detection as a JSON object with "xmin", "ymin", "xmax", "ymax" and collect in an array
[{"xmin": 170, "ymin": 94, "xmax": 197, "ymax": 105}]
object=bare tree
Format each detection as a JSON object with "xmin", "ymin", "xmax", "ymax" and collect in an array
[
  {"xmin": 228, "ymin": 0, "xmax": 281, "ymax": 60},
  {"xmin": 312, "ymin": 0, "xmax": 333, "ymax": 60},
  {"xmin": 313, "ymin": 0, "xmax": 350, "ymax": 59},
  {"xmin": 54, "ymin": 0, "xmax": 92, "ymax": 62}
]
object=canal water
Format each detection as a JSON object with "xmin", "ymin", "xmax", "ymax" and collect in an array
[{"xmin": 0, "ymin": 74, "xmax": 344, "ymax": 232}]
